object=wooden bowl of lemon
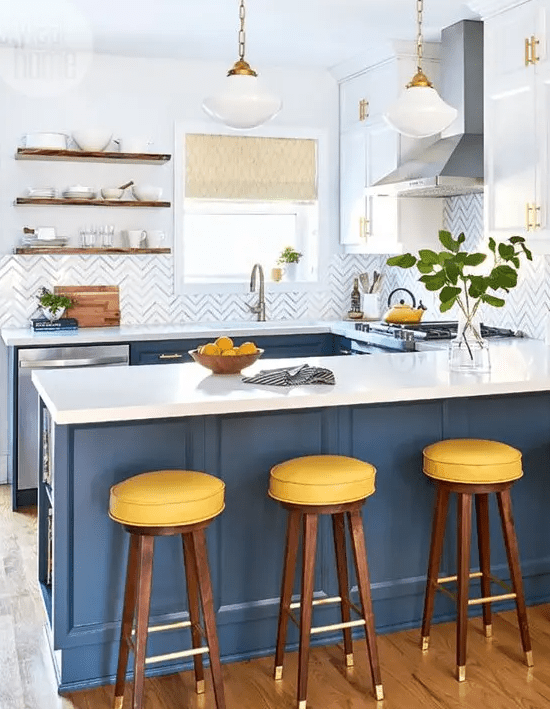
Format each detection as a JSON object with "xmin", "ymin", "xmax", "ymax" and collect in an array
[{"xmin": 189, "ymin": 336, "xmax": 263, "ymax": 374}]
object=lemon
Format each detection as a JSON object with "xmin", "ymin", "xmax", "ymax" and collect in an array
[
  {"xmin": 237, "ymin": 341, "xmax": 258, "ymax": 355},
  {"xmin": 221, "ymin": 348, "xmax": 237, "ymax": 356},
  {"xmin": 201, "ymin": 342, "xmax": 221, "ymax": 355},
  {"xmin": 215, "ymin": 336, "xmax": 234, "ymax": 351}
]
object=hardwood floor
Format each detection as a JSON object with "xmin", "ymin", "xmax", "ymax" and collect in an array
[{"xmin": 2, "ymin": 482, "xmax": 550, "ymax": 709}]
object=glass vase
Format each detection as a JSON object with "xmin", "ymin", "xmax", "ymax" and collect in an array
[{"xmin": 448, "ymin": 310, "xmax": 490, "ymax": 372}]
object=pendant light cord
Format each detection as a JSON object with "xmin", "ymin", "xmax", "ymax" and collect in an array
[
  {"xmin": 416, "ymin": 0, "xmax": 423, "ymax": 74},
  {"xmin": 238, "ymin": 0, "xmax": 246, "ymax": 62}
]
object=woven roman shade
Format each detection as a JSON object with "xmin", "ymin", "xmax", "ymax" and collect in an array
[{"xmin": 185, "ymin": 134, "xmax": 317, "ymax": 201}]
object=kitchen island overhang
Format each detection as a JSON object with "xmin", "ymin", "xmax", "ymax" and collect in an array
[{"xmin": 34, "ymin": 342, "xmax": 550, "ymax": 692}]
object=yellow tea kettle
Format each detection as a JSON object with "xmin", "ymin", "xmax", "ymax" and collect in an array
[{"xmin": 383, "ymin": 288, "xmax": 427, "ymax": 324}]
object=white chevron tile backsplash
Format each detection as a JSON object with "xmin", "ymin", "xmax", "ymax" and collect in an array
[{"xmin": 0, "ymin": 194, "xmax": 545, "ymax": 339}]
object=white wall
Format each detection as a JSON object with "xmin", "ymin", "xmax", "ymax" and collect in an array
[{"xmin": 0, "ymin": 53, "xmax": 339, "ymax": 255}]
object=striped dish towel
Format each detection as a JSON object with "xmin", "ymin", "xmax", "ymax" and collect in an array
[{"xmin": 242, "ymin": 363, "xmax": 335, "ymax": 387}]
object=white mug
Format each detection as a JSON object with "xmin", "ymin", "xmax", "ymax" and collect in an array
[
  {"xmin": 147, "ymin": 230, "xmax": 165, "ymax": 248},
  {"xmin": 127, "ymin": 230, "xmax": 146, "ymax": 248}
]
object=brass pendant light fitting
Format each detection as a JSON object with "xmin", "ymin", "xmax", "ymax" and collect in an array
[{"xmin": 227, "ymin": 0, "xmax": 258, "ymax": 77}]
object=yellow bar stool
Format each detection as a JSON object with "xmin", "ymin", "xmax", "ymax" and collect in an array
[
  {"xmin": 109, "ymin": 469, "xmax": 226, "ymax": 709},
  {"xmin": 421, "ymin": 439, "xmax": 533, "ymax": 682},
  {"xmin": 269, "ymin": 455, "xmax": 384, "ymax": 709}
]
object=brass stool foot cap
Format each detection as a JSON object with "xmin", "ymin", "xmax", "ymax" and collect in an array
[
  {"xmin": 196, "ymin": 679, "xmax": 205, "ymax": 694},
  {"xmin": 457, "ymin": 666, "xmax": 466, "ymax": 682},
  {"xmin": 484, "ymin": 624, "xmax": 493, "ymax": 638},
  {"xmin": 345, "ymin": 653, "xmax": 354, "ymax": 667},
  {"xmin": 421, "ymin": 636, "xmax": 429, "ymax": 652},
  {"xmin": 298, "ymin": 701, "xmax": 307, "ymax": 709},
  {"xmin": 526, "ymin": 650, "xmax": 534, "ymax": 667},
  {"xmin": 375, "ymin": 684, "xmax": 384, "ymax": 701},
  {"xmin": 114, "ymin": 697, "xmax": 124, "ymax": 709},
  {"xmin": 274, "ymin": 665, "xmax": 283, "ymax": 681}
]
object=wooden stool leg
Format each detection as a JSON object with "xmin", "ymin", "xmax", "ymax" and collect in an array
[
  {"xmin": 113, "ymin": 534, "xmax": 140, "ymax": 709},
  {"xmin": 132, "ymin": 535, "xmax": 155, "ymax": 709},
  {"xmin": 348, "ymin": 509, "xmax": 384, "ymax": 702},
  {"xmin": 332, "ymin": 513, "xmax": 354, "ymax": 667},
  {"xmin": 496, "ymin": 489, "xmax": 533, "ymax": 667},
  {"xmin": 297, "ymin": 512, "xmax": 318, "ymax": 709},
  {"xmin": 456, "ymin": 493, "xmax": 472, "ymax": 682},
  {"xmin": 191, "ymin": 528, "xmax": 226, "ymax": 709},
  {"xmin": 182, "ymin": 533, "xmax": 205, "ymax": 694},
  {"xmin": 274, "ymin": 509, "xmax": 301, "ymax": 680},
  {"xmin": 475, "ymin": 494, "xmax": 493, "ymax": 637},
  {"xmin": 421, "ymin": 486, "xmax": 450, "ymax": 651}
]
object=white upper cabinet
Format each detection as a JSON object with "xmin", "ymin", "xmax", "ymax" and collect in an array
[
  {"xmin": 338, "ymin": 51, "xmax": 444, "ymax": 254},
  {"xmin": 484, "ymin": 0, "xmax": 550, "ymax": 249}
]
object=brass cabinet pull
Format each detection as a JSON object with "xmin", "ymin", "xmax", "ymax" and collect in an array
[
  {"xmin": 359, "ymin": 217, "xmax": 369, "ymax": 239},
  {"xmin": 525, "ymin": 203, "xmax": 541, "ymax": 231},
  {"xmin": 359, "ymin": 99, "xmax": 369, "ymax": 121},
  {"xmin": 525, "ymin": 35, "xmax": 540, "ymax": 65},
  {"xmin": 158, "ymin": 353, "xmax": 183, "ymax": 360}
]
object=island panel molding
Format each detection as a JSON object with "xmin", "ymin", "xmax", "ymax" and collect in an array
[{"xmin": 39, "ymin": 391, "xmax": 550, "ymax": 691}]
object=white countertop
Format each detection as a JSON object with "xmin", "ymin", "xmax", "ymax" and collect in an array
[
  {"xmin": 2, "ymin": 320, "xmax": 347, "ymax": 347},
  {"xmin": 32, "ymin": 339, "xmax": 550, "ymax": 425}
]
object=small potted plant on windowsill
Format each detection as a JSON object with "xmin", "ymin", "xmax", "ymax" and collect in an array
[
  {"xmin": 275, "ymin": 246, "xmax": 303, "ymax": 282},
  {"xmin": 36, "ymin": 287, "xmax": 74, "ymax": 321}
]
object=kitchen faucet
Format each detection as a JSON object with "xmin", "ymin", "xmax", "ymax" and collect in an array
[{"xmin": 249, "ymin": 263, "xmax": 266, "ymax": 321}]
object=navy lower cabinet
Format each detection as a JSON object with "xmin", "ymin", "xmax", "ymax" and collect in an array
[
  {"xmin": 130, "ymin": 333, "xmax": 337, "ymax": 365},
  {"xmin": 39, "ymin": 393, "xmax": 550, "ymax": 691}
]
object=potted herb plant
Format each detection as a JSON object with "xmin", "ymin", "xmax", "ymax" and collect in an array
[
  {"xmin": 276, "ymin": 246, "xmax": 303, "ymax": 282},
  {"xmin": 386, "ymin": 230, "xmax": 532, "ymax": 371},
  {"xmin": 37, "ymin": 287, "xmax": 74, "ymax": 321}
]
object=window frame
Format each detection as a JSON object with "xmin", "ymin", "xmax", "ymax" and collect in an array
[{"xmin": 173, "ymin": 121, "xmax": 330, "ymax": 295}]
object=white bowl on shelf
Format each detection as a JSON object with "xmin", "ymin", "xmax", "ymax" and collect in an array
[
  {"xmin": 101, "ymin": 187, "xmax": 124, "ymax": 200},
  {"xmin": 72, "ymin": 130, "xmax": 113, "ymax": 152},
  {"xmin": 131, "ymin": 185, "xmax": 163, "ymax": 202}
]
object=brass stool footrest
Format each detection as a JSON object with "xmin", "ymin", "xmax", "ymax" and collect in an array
[
  {"xmin": 145, "ymin": 645, "xmax": 209, "ymax": 665},
  {"xmin": 435, "ymin": 572, "xmax": 515, "ymax": 606}
]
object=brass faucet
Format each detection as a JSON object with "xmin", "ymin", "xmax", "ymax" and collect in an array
[{"xmin": 249, "ymin": 263, "xmax": 266, "ymax": 321}]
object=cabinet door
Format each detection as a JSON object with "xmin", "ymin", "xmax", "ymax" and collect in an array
[
  {"xmin": 365, "ymin": 118, "xmax": 399, "ymax": 244},
  {"xmin": 484, "ymin": 2, "xmax": 538, "ymax": 237},
  {"xmin": 339, "ymin": 128, "xmax": 368, "ymax": 246}
]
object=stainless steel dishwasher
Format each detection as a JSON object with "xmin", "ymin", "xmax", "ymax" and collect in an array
[{"xmin": 16, "ymin": 344, "xmax": 130, "ymax": 505}]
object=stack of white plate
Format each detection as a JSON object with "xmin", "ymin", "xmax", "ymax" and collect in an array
[
  {"xmin": 62, "ymin": 186, "xmax": 96, "ymax": 200},
  {"xmin": 27, "ymin": 187, "xmax": 58, "ymax": 199}
]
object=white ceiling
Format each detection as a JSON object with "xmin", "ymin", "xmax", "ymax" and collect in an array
[{"xmin": 63, "ymin": 0, "xmax": 479, "ymax": 71}]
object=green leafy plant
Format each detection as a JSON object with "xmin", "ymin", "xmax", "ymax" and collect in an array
[
  {"xmin": 386, "ymin": 230, "xmax": 532, "ymax": 321},
  {"xmin": 36, "ymin": 287, "xmax": 74, "ymax": 315},
  {"xmin": 277, "ymin": 246, "xmax": 302, "ymax": 265}
]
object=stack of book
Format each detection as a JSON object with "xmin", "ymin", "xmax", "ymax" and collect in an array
[{"xmin": 32, "ymin": 318, "xmax": 78, "ymax": 332}]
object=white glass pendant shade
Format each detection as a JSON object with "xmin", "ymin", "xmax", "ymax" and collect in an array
[
  {"xmin": 384, "ymin": 85, "xmax": 458, "ymax": 138},
  {"xmin": 202, "ymin": 74, "xmax": 282, "ymax": 130}
]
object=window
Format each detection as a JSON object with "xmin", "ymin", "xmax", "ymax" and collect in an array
[{"xmin": 174, "ymin": 124, "xmax": 326, "ymax": 292}]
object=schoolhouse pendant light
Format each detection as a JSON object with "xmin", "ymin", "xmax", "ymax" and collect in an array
[
  {"xmin": 202, "ymin": 0, "xmax": 282, "ymax": 130},
  {"xmin": 384, "ymin": 0, "xmax": 457, "ymax": 138}
]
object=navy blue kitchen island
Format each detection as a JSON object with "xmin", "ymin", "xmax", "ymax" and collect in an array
[{"xmin": 33, "ymin": 344, "xmax": 550, "ymax": 691}]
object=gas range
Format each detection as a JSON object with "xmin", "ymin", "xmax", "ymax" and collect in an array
[{"xmin": 352, "ymin": 321, "xmax": 524, "ymax": 353}]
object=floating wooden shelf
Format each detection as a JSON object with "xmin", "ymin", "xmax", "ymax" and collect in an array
[
  {"xmin": 14, "ymin": 247, "xmax": 171, "ymax": 255},
  {"xmin": 15, "ymin": 197, "xmax": 171, "ymax": 208},
  {"xmin": 15, "ymin": 148, "xmax": 171, "ymax": 163}
]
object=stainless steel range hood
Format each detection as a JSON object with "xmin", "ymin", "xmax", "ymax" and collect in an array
[{"xmin": 369, "ymin": 19, "xmax": 483, "ymax": 198}]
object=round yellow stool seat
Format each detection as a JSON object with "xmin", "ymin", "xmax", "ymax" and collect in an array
[
  {"xmin": 269, "ymin": 455, "xmax": 376, "ymax": 506},
  {"xmin": 109, "ymin": 470, "xmax": 225, "ymax": 527},
  {"xmin": 423, "ymin": 439, "xmax": 522, "ymax": 485}
]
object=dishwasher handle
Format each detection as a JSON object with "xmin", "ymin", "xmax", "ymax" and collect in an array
[{"xmin": 20, "ymin": 356, "xmax": 128, "ymax": 369}]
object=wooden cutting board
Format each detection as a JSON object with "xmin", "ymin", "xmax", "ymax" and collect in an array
[{"xmin": 54, "ymin": 285, "xmax": 120, "ymax": 328}]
